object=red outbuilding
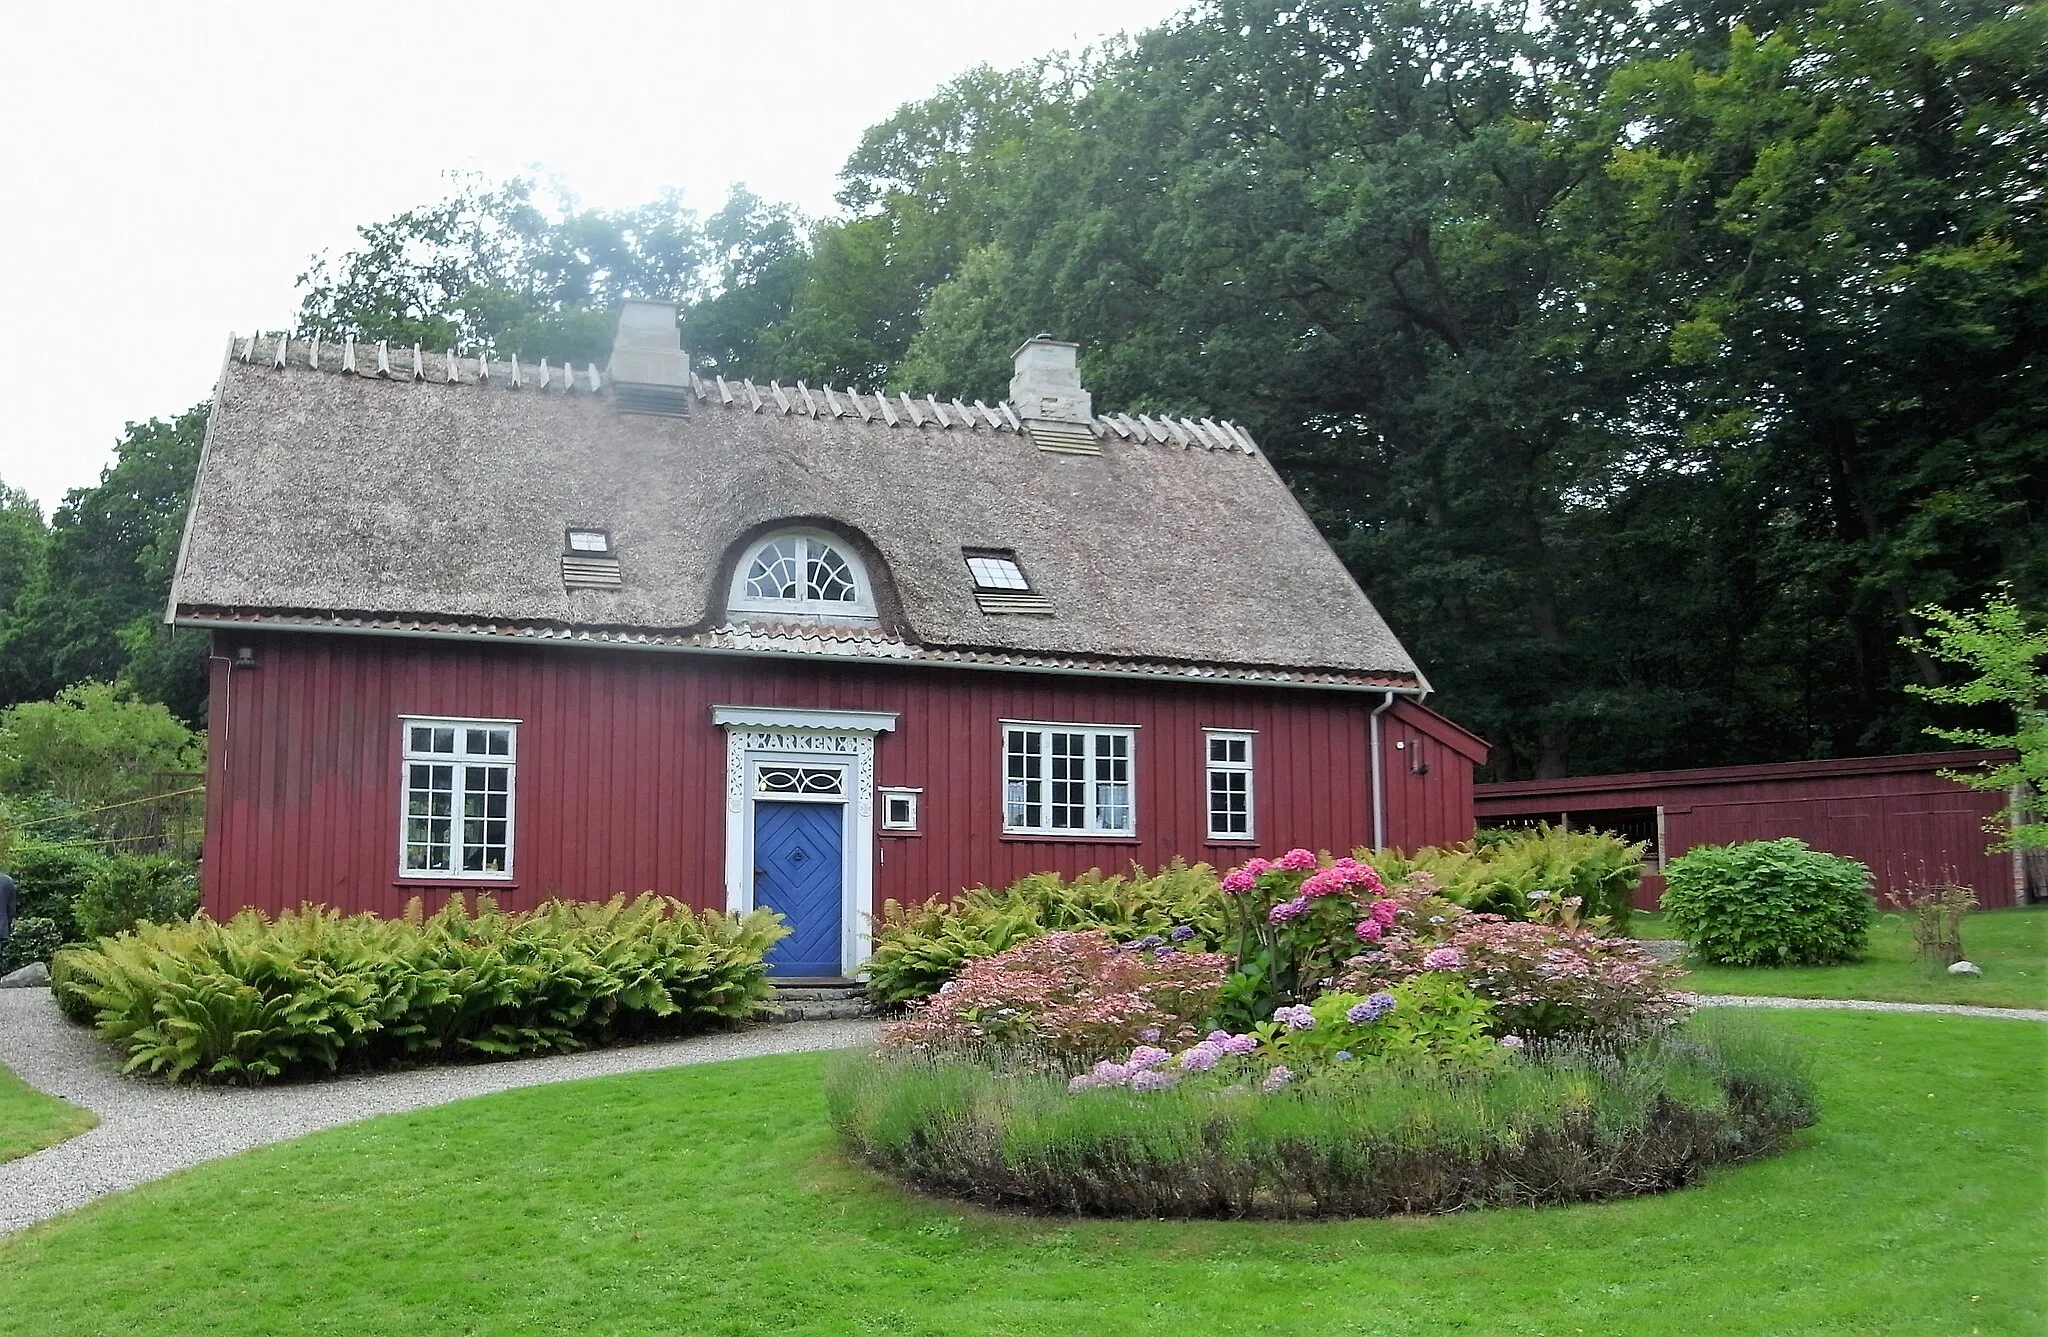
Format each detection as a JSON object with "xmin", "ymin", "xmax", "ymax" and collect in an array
[
  {"xmin": 170, "ymin": 304, "xmax": 1486, "ymax": 977},
  {"xmin": 1474, "ymin": 750, "xmax": 2030, "ymax": 911}
]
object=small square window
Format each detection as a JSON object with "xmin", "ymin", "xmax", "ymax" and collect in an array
[
  {"xmin": 964, "ymin": 551, "xmax": 1030, "ymax": 591},
  {"xmin": 566, "ymin": 528, "xmax": 612, "ymax": 554},
  {"xmin": 880, "ymin": 787, "xmax": 922, "ymax": 832}
]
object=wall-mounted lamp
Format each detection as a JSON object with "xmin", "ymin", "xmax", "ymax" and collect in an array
[{"xmin": 233, "ymin": 646, "xmax": 258, "ymax": 670}]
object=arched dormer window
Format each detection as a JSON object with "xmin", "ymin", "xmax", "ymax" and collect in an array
[{"xmin": 727, "ymin": 530, "xmax": 878, "ymax": 620}]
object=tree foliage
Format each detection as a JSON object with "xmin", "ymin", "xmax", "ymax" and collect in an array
[
  {"xmin": 0, "ymin": 405, "xmax": 210, "ymax": 720},
  {"xmin": 1904, "ymin": 586, "xmax": 2048, "ymax": 848},
  {"xmin": 0, "ymin": 682, "xmax": 205, "ymax": 814}
]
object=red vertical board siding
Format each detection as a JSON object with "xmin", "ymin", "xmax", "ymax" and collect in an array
[
  {"xmin": 202, "ymin": 632, "xmax": 1480, "ymax": 919},
  {"xmin": 1475, "ymin": 753, "xmax": 2019, "ymax": 910}
]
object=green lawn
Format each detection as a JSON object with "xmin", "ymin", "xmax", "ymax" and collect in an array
[
  {"xmin": 0, "ymin": 1011, "xmax": 2040, "ymax": 1335},
  {"xmin": 1634, "ymin": 905, "xmax": 2048, "ymax": 1009},
  {"xmin": 0, "ymin": 1061, "xmax": 95, "ymax": 1164}
]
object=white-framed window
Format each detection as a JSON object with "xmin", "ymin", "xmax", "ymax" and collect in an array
[
  {"xmin": 400, "ymin": 718, "xmax": 517, "ymax": 878},
  {"xmin": 727, "ymin": 530, "xmax": 877, "ymax": 618},
  {"xmin": 879, "ymin": 786, "xmax": 922, "ymax": 832},
  {"xmin": 1205, "ymin": 729, "xmax": 1255, "ymax": 840},
  {"xmin": 1003, "ymin": 721, "xmax": 1136, "ymax": 836}
]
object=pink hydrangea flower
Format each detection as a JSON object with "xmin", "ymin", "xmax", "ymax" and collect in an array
[
  {"xmin": 1422, "ymin": 947, "xmax": 1464, "ymax": 971},
  {"xmin": 1370, "ymin": 898, "xmax": 1401, "ymax": 927},
  {"xmin": 1300, "ymin": 869, "xmax": 1343, "ymax": 898},
  {"xmin": 1277, "ymin": 848, "xmax": 1319, "ymax": 872},
  {"xmin": 1356, "ymin": 918, "xmax": 1383, "ymax": 942},
  {"xmin": 1220, "ymin": 868, "xmax": 1257, "ymax": 894}
]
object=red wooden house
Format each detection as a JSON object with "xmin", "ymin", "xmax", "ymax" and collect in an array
[{"xmin": 169, "ymin": 303, "xmax": 1485, "ymax": 976}]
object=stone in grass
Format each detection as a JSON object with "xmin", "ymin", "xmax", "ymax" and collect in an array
[
  {"xmin": 1947, "ymin": 960, "xmax": 1983, "ymax": 977},
  {"xmin": 0, "ymin": 961, "xmax": 50, "ymax": 988}
]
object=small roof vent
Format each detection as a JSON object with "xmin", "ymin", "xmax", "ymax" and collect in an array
[
  {"xmin": 965, "ymin": 548, "xmax": 1051, "ymax": 615},
  {"xmin": 608, "ymin": 300, "xmax": 692, "ymax": 417}
]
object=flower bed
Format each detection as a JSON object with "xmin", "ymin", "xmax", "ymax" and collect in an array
[
  {"xmin": 839, "ymin": 849, "xmax": 1811, "ymax": 1220},
  {"xmin": 829, "ymin": 1013, "xmax": 1817, "ymax": 1218}
]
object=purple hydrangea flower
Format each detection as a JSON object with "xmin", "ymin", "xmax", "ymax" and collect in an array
[
  {"xmin": 1500, "ymin": 1035, "xmax": 1526, "ymax": 1051},
  {"xmin": 1169, "ymin": 925, "xmax": 1196, "ymax": 942},
  {"xmin": 1130, "ymin": 934, "xmax": 1166, "ymax": 950},
  {"xmin": 1130, "ymin": 1068, "xmax": 1180, "ymax": 1092},
  {"xmin": 1260, "ymin": 1066, "xmax": 1293, "ymax": 1093},
  {"xmin": 1207, "ymin": 1029, "xmax": 1233, "ymax": 1043},
  {"xmin": 1154, "ymin": 944, "xmax": 1178, "ymax": 959},
  {"xmin": 1127, "ymin": 1045, "xmax": 1172, "ymax": 1070},
  {"xmin": 1220, "ymin": 1033, "xmax": 1259, "ymax": 1055},
  {"xmin": 1268, "ymin": 897, "xmax": 1312, "ymax": 925},
  {"xmin": 1334, "ymin": 1051, "xmax": 1354, "ymax": 1062},
  {"xmin": 1273, "ymin": 1004, "xmax": 1316, "ymax": 1032},
  {"xmin": 1178, "ymin": 1044, "xmax": 1221, "ymax": 1073},
  {"xmin": 1139, "ymin": 1026, "xmax": 1162, "ymax": 1043},
  {"xmin": 1422, "ymin": 946, "xmax": 1464, "ymax": 971},
  {"xmin": 1346, "ymin": 992, "xmax": 1397, "ymax": 1025}
]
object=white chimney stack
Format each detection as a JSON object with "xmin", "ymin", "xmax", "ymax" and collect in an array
[
  {"xmin": 608, "ymin": 299, "xmax": 692, "ymax": 415},
  {"xmin": 1009, "ymin": 335, "xmax": 1091, "ymax": 423}
]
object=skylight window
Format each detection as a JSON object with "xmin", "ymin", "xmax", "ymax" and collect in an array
[
  {"xmin": 565, "ymin": 528, "xmax": 612, "ymax": 554},
  {"xmin": 965, "ymin": 551, "xmax": 1030, "ymax": 591}
]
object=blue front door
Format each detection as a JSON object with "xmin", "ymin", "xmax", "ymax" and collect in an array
[{"xmin": 754, "ymin": 802, "xmax": 844, "ymax": 977}]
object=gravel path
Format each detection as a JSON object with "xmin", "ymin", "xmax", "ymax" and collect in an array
[
  {"xmin": 1688, "ymin": 993, "xmax": 2048, "ymax": 1021},
  {"xmin": 0, "ymin": 988, "xmax": 881, "ymax": 1237}
]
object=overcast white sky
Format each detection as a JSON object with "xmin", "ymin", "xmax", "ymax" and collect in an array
[{"xmin": 0, "ymin": 1, "xmax": 1186, "ymax": 513}]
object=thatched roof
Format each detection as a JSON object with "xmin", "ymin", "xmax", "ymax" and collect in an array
[{"xmin": 170, "ymin": 333, "xmax": 1423, "ymax": 690}]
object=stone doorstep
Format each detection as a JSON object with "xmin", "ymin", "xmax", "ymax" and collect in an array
[{"xmin": 760, "ymin": 980, "xmax": 873, "ymax": 1023}]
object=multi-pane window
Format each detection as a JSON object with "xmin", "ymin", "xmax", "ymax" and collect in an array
[
  {"xmin": 401, "ymin": 719, "xmax": 515, "ymax": 878},
  {"xmin": 731, "ymin": 533, "xmax": 872, "ymax": 615},
  {"xmin": 1205, "ymin": 730, "xmax": 1255, "ymax": 840},
  {"xmin": 1004, "ymin": 723, "xmax": 1135, "ymax": 836},
  {"xmin": 964, "ymin": 551, "xmax": 1030, "ymax": 590}
]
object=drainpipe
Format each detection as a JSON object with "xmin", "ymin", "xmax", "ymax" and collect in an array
[{"xmin": 1369, "ymin": 690, "xmax": 1398, "ymax": 851}]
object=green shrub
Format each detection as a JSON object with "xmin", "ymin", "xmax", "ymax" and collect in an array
[
  {"xmin": 828, "ymin": 1016, "xmax": 1816, "ymax": 1218},
  {"xmin": 1364, "ymin": 825, "xmax": 1644, "ymax": 928},
  {"xmin": 48, "ymin": 949, "xmax": 98, "ymax": 1021},
  {"xmin": 2, "ymin": 915, "xmax": 63, "ymax": 970},
  {"xmin": 73, "ymin": 855, "xmax": 198, "ymax": 939},
  {"xmin": 5, "ymin": 840, "xmax": 108, "ymax": 941},
  {"xmin": 1661, "ymin": 838, "xmax": 1874, "ymax": 966},
  {"xmin": 55, "ymin": 895, "xmax": 788, "ymax": 1083},
  {"xmin": 865, "ymin": 861, "xmax": 1225, "ymax": 1007}
]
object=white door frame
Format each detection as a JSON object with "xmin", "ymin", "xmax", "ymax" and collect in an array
[{"xmin": 713, "ymin": 705, "xmax": 898, "ymax": 975}]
